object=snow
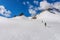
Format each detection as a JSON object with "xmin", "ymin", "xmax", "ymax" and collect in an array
[
  {"xmin": 37, "ymin": 10, "xmax": 60, "ymax": 22},
  {"xmin": 0, "ymin": 10, "xmax": 60, "ymax": 40}
]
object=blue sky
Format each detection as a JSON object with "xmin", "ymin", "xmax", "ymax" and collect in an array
[{"xmin": 0, "ymin": 0, "xmax": 60, "ymax": 18}]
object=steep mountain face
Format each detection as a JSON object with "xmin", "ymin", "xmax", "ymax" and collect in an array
[{"xmin": 0, "ymin": 11, "xmax": 60, "ymax": 40}]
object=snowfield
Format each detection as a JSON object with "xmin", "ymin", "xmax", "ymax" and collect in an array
[{"xmin": 0, "ymin": 10, "xmax": 60, "ymax": 40}]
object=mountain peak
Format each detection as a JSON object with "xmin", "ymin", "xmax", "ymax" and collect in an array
[{"xmin": 37, "ymin": 10, "xmax": 60, "ymax": 22}]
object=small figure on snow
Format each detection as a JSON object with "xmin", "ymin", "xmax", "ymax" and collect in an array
[
  {"xmin": 45, "ymin": 22, "xmax": 47, "ymax": 27},
  {"xmin": 42, "ymin": 20, "xmax": 43, "ymax": 23}
]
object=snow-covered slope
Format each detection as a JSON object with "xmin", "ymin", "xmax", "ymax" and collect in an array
[
  {"xmin": 0, "ymin": 10, "xmax": 60, "ymax": 40},
  {"xmin": 37, "ymin": 10, "xmax": 60, "ymax": 40},
  {"xmin": 37, "ymin": 10, "xmax": 60, "ymax": 22}
]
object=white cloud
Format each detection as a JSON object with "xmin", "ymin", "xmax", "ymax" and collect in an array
[
  {"xmin": 53, "ymin": 2, "xmax": 60, "ymax": 10},
  {"xmin": 39, "ymin": 0, "xmax": 60, "ymax": 11},
  {"xmin": 0, "ymin": 6, "xmax": 6, "ymax": 14},
  {"xmin": 33, "ymin": 0, "xmax": 39, "ymax": 5},
  {"xmin": 23, "ymin": 2, "xmax": 26, "ymax": 5},
  {"xmin": 0, "ymin": 5, "xmax": 11, "ymax": 17},
  {"xmin": 27, "ymin": 0, "xmax": 53, "ymax": 16},
  {"xmin": 3, "ymin": 10, "xmax": 11, "ymax": 17},
  {"xmin": 39, "ymin": 0, "xmax": 51, "ymax": 10},
  {"xmin": 34, "ymin": 7, "xmax": 38, "ymax": 11},
  {"xmin": 28, "ymin": 8, "xmax": 36, "ymax": 16},
  {"xmin": 24, "ymin": 0, "xmax": 60, "ymax": 17},
  {"xmin": 22, "ymin": 1, "xmax": 37, "ymax": 17},
  {"xmin": 29, "ymin": 5, "xmax": 34, "ymax": 9},
  {"xmin": 23, "ymin": 1, "xmax": 30, "ymax": 5},
  {"xmin": 26, "ymin": 1, "xmax": 30, "ymax": 5}
]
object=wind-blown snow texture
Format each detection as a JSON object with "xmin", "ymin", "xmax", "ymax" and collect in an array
[{"xmin": 0, "ymin": 10, "xmax": 60, "ymax": 40}]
